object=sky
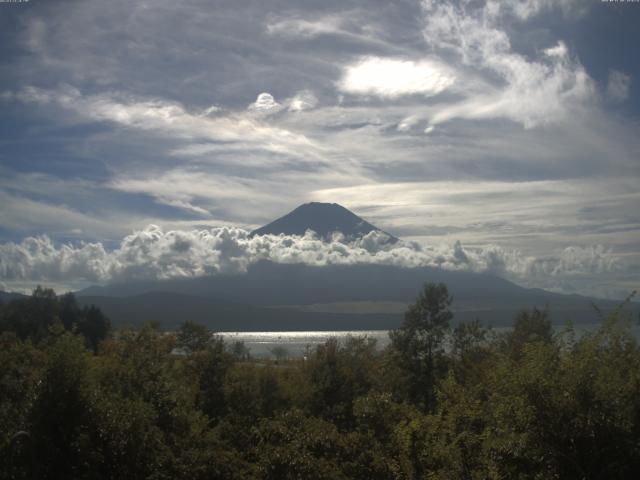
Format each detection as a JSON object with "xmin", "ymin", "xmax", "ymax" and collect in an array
[{"xmin": 0, "ymin": 0, "xmax": 639, "ymax": 298}]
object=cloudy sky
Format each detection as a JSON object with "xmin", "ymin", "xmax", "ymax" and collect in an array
[{"xmin": 0, "ymin": 0, "xmax": 639, "ymax": 298}]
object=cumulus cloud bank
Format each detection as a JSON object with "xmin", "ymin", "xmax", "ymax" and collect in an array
[{"xmin": 0, "ymin": 225, "xmax": 624, "ymax": 296}]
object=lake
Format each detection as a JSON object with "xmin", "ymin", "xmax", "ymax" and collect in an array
[{"xmin": 218, "ymin": 322, "xmax": 640, "ymax": 358}]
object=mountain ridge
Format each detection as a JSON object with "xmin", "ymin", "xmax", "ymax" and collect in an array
[{"xmin": 76, "ymin": 261, "xmax": 638, "ymax": 329}]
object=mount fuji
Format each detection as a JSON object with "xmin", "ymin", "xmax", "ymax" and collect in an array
[
  {"xmin": 250, "ymin": 202, "xmax": 397, "ymax": 242},
  {"xmin": 73, "ymin": 203, "xmax": 636, "ymax": 330}
]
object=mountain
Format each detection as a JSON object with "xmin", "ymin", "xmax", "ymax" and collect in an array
[
  {"xmin": 77, "ymin": 261, "xmax": 637, "ymax": 330},
  {"xmin": 0, "ymin": 290, "xmax": 28, "ymax": 303},
  {"xmin": 74, "ymin": 202, "xmax": 638, "ymax": 331},
  {"xmin": 77, "ymin": 291, "xmax": 400, "ymax": 331},
  {"xmin": 250, "ymin": 202, "xmax": 398, "ymax": 242}
]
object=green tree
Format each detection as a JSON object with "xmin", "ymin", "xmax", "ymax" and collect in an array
[
  {"xmin": 271, "ymin": 345, "xmax": 289, "ymax": 363},
  {"xmin": 28, "ymin": 333, "xmax": 93, "ymax": 479},
  {"xmin": 59, "ymin": 292, "xmax": 81, "ymax": 331},
  {"xmin": 229, "ymin": 340, "xmax": 250, "ymax": 360},
  {"xmin": 504, "ymin": 306, "xmax": 552, "ymax": 358},
  {"xmin": 305, "ymin": 336, "xmax": 378, "ymax": 428},
  {"xmin": 0, "ymin": 333, "xmax": 45, "ymax": 479},
  {"xmin": 388, "ymin": 282, "xmax": 453, "ymax": 411},
  {"xmin": 0, "ymin": 289, "xmax": 110, "ymax": 351},
  {"xmin": 177, "ymin": 320, "xmax": 212, "ymax": 353},
  {"xmin": 253, "ymin": 409, "xmax": 348, "ymax": 480},
  {"xmin": 451, "ymin": 319, "xmax": 491, "ymax": 384},
  {"xmin": 78, "ymin": 304, "xmax": 111, "ymax": 352},
  {"xmin": 189, "ymin": 336, "xmax": 233, "ymax": 420},
  {"xmin": 1, "ymin": 287, "xmax": 59, "ymax": 342}
]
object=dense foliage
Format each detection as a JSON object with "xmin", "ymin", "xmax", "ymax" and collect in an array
[{"xmin": 1, "ymin": 284, "xmax": 639, "ymax": 479}]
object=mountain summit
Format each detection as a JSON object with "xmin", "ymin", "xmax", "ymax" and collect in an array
[{"xmin": 250, "ymin": 202, "xmax": 398, "ymax": 242}]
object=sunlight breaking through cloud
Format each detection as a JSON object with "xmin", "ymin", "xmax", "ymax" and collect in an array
[{"xmin": 338, "ymin": 57, "xmax": 456, "ymax": 98}]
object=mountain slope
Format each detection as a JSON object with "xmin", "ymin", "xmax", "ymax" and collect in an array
[
  {"xmin": 77, "ymin": 262, "xmax": 636, "ymax": 328},
  {"xmin": 250, "ymin": 202, "xmax": 397, "ymax": 241},
  {"xmin": 77, "ymin": 291, "xmax": 401, "ymax": 331},
  {"xmin": 0, "ymin": 291, "xmax": 28, "ymax": 303}
]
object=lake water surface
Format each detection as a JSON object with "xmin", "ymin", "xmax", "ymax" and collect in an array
[{"xmin": 219, "ymin": 322, "xmax": 640, "ymax": 358}]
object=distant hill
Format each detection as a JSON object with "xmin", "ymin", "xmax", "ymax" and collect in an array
[
  {"xmin": 250, "ymin": 202, "xmax": 398, "ymax": 242},
  {"xmin": 0, "ymin": 290, "xmax": 27, "ymax": 303},
  {"xmin": 77, "ymin": 262, "xmax": 637, "ymax": 330},
  {"xmin": 77, "ymin": 291, "xmax": 401, "ymax": 331}
]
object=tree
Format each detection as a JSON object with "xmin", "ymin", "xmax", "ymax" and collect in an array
[
  {"xmin": 177, "ymin": 320, "xmax": 212, "ymax": 353},
  {"xmin": 1, "ymin": 287, "xmax": 59, "ymax": 342},
  {"xmin": 190, "ymin": 337, "xmax": 233, "ymax": 420},
  {"xmin": 0, "ymin": 290, "xmax": 110, "ymax": 351},
  {"xmin": 504, "ymin": 307, "xmax": 552, "ymax": 358},
  {"xmin": 29, "ymin": 333, "xmax": 93, "ymax": 479},
  {"xmin": 229, "ymin": 340, "xmax": 250, "ymax": 360},
  {"xmin": 0, "ymin": 332, "xmax": 45, "ymax": 478},
  {"xmin": 59, "ymin": 293, "xmax": 81, "ymax": 331},
  {"xmin": 271, "ymin": 346, "xmax": 289, "ymax": 363},
  {"xmin": 305, "ymin": 336, "xmax": 378, "ymax": 428},
  {"xmin": 451, "ymin": 319, "xmax": 490, "ymax": 383},
  {"xmin": 78, "ymin": 304, "xmax": 111, "ymax": 352},
  {"xmin": 388, "ymin": 282, "xmax": 453, "ymax": 411}
]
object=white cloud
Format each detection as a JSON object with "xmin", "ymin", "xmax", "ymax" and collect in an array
[
  {"xmin": 552, "ymin": 245, "xmax": 619, "ymax": 277},
  {"xmin": 0, "ymin": 235, "xmax": 110, "ymax": 283},
  {"xmin": 338, "ymin": 56, "xmax": 456, "ymax": 98},
  {"xmin": 8, "ymin": 86, "xmax": 320, "ymax": 159},
  {"xmin": 308, "ymin": 178, "xmax": 640, "ymax": 261},
  {"xmin": 288, "ymin": 90, "xmax": 318, "ymax": 112},
  {"xmin": 248, "ymin": 92, "xmax": 281, "ymax": 113},
  {"xmin": 421, "ymin": 2, "xmax": 594, "ymax": 128},
  {"xmin": 266, "ymin": 16, "xmax": 344, "ymax": 38},
  {"xmin": 201, "ymin": 105, "xmax": 220, "ymax": 116},
  {"xmin": 0, "ymin": 225, "xmax": 631, "ymax": 299},
  {"xmin": 0, "ymin": 189, "xmax": 139, "ymax": 240},
  {"xmin": 109, "ymin": 170, "xmax": 277, "ymax": 212},
  {"xmin": 153, "ymin": 197, "xmax": 210, "ymax": 216},
  {"xmin": 544, "ymin": 42, "xmax": 568, "ymax": 58},
  {"xmin": 484, "ymin": 0, "xmax": 586, "ymax": 21},
  {"xmin": 397, "ymin": 115, "xmax": 420, "ymax": 132},
  {"xmin": 606, "ymin": 70, "xmax": 631, "ymax": 103}
]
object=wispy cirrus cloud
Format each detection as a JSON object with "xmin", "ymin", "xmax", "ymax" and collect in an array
[
  {"xmin": 419, "ymin": 1, "xmax": 594, "ymax": 129},
  {"xmin": 266, "ymin": 15, "xmax": 347, "ymax": 38},
  {"xmin": 5, "ymin": 86, "xmax": 321, "ymax": 159}
]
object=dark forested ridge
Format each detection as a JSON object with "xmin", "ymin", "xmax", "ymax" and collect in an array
[
  {"xmin": 76, "ymin": 292, "xmax": 402, "ymax": 331},
  {"xmin": 0, "ymin": 290, "xmax": 27, "ymax": 304},
  {"xmin": 75, "ymin": 261, "xmax": 638, "ymax": 329},
  {"xmin": 1, "ymin": 285, "xmax": 639, "ymax": 479}
]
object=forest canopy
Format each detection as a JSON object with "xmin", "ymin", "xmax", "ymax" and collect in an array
[{"xmin": 1, "ymin": 284, "xmax": 639, "ymax": 479}]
